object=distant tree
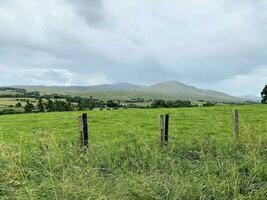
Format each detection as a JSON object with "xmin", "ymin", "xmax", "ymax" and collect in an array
[
  {"xmin": 151, "ymin": 99, "xmax": 166, "ymax": 108},
  {"xmin": 15, "ymin": 102, "xmax": 22, "ymax": 107},
  {"xmin": 37, "ymin": 98, "xmax": 45, "ymax": 112},
  {"xmin": 24, "ymin": 100, "xmax": 35, "ymax": 113},
  {"xmin": 106, "ymin": 100, "xmax": 119, "ymax": 108},
  {"xmin": 203, "ymin": 102, "xmax": 215, "ymax": 107},
  {"xmin": 53, "ymin": 100, "xmax": 60, "ymax": 111},
  {"xmin": 27, "ymin": 91, "xmax": 40, "ymax": 98},
  {"xmin": 53, "ymin": 100, "xmax": 72, "ymax": 112},
  {"xmin": 151, "ymin": 99, "xmax": 192, "ymax": 108},
  {"xmin": 261, "ymin": 85, "xmax": 267, "ymax": 104},
  {"xmin": 45, "ymin": 98, "xmax": 54, "ymax": 112}
]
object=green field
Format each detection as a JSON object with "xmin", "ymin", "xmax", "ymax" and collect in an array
[
  {"xmin": 1, "ymin": 105, "xmax": 267, "ymax": 199},
  {"xmin": 0, "ymin": 98, "xmax": 68, "ymax": 112},
  {"xmin": 0, "ymin": 98, "xmax": 20, "ymax": 109},
  {"xmin": 0, "ymin": 98, "xmax": 36, "ymax": 111}
]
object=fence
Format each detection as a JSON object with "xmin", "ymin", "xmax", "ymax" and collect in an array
[{"xmin": 78, "ymin": 109, "xmax": 240, "ymax": 149}]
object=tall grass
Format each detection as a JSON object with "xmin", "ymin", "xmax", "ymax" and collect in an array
[{"xmin": 1, "ymin": 129, "xmax": 266, "ymax": 199}]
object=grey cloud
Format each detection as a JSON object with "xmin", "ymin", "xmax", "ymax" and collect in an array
[
  {"xmin": 0, "ymin": 0, "xmax": 267, "ymax": 95},
  {"xmin": 67, "ymin": 0, "xmax": 106, "ymax": 27},
  {"xmin": 33, "ymin": 69, "xmax": 71, "ymax": 83}
]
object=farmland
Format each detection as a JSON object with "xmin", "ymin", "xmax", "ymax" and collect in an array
[
  {"xmin": 0, "ymin": 98, "xmax": 36, "ymax": 111},
  {"xmin": 0, "ymin": 104, "xmax": 267, "ymax": 199}
]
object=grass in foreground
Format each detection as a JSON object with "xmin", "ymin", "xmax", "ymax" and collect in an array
[
  {"xmin": 1, "ymin": 133, "xmax": 266, "ymax": 199},
  {"xmin": 0, "ymin": 105, "xmax": 267, "ymax": 199}
]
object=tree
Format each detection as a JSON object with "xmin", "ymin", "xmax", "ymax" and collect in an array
[
  {"xmin": 24, "ymin": 100, "xmax": 35, "ymax": 113},
  {"xmin": 203, "ymin": 102, "xmax": 215, "ymax": 107},
  {"xmin": 53, "ymin": 100, "xmax": 72, "ymax": 112},
  {"xmin": 106, "ymin": 100, "xmax": 119, "ymax": 108},
  {"xmin": 15, "ymin": 102, "xmax": 22, "ymax": 107},
  {"xmin": 261, "ymin": 85, "xmax": 267, "ymax": 104},
  {"xmin": 37, "ymin": 98, "xmax": 45, "ymax": 112},
  {"xmin": 45, "ymin": 98, "xmax": 54, "ymax": 112},
  {"xmin": 151, "ymin": 99, "xmax": 193, "ymax": 108}
]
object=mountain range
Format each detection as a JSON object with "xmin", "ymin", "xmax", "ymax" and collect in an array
[{"xmin": 17, "ymin": 81, "xmax": 247, "ymax": 103}]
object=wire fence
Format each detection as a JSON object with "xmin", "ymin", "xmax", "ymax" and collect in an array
[{"xmin": 0, "ymin": 108, "xmax": 267, "ymax": 149}]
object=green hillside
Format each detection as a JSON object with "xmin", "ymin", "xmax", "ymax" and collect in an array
[{"xmin": 16, "ymin": 81, "xmax": 244, "ymax": 103}]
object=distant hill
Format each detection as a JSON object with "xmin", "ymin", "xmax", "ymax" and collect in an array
[
  {"xmin": 0, "ymin": 87, "xmax": 26, "ymax": 93},
  {"xmin": 15, "ymin": 81, "xmax": 245, "ymax": 103},
  {"xmin": 237, "ymin": 95, "xmax": 261, "ymax": 102}
]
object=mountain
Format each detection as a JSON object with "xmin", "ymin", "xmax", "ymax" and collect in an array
[
  {"xmin": 140, "ymin": 81, "xmax": 243, "ymax": 102},
  {"xmin": 16, "ymin": 81, "xmax": 244, "ymax": 103},
  {"xmin": 90, "ymin": 82, "xmax": 142, "ymax": 91}
]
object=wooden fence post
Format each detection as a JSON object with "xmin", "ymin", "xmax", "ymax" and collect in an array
[
  {"xmin": 164, "ymin": 114, "xmax": 169, "ymax": 146},
  {"xmin": 159, "ymin": 114, "xmax": 164, "ymax": 145},
  {"xmin": 78, "ymin": 113, "xmax": 89, "ymax": 148},
  {"xmin": 233, "ymin": 109, "xmax": 239, "ymax": 138}
]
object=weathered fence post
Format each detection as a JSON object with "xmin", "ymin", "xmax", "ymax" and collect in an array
[
  {"xmin": 164, "ymin": 114, "xmax": 169, "ymax": 146},
  {"xmin": 159, "ymin": 114, "xmax": 164, "ymax": 145},
  {"xmin": 233, "ymin": 109, "xmax": 239, "ymax": 138},
  {"xmin": 78, "ymin": 113, "xmax": 89, "ymax": 148}
]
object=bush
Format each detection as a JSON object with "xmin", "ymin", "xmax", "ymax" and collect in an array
[{"xmin": 0, "ymin": 109, "xmax": 21, "ymax": 115}]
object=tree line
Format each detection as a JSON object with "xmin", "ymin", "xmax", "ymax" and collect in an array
[
  {"xmin": 24, "ymin": 98, "xmax": 73, "ymax": 113},
  {"xmin": 23, "ymin": 98, "xmax": 201, "ymax": 113},
  {"xmin": 1, "ymin": 85, "xmax": 266, "ymax": 115},
  {"xmin": 151, "ymin": 99, "xmax": 193, "ymax": 108}
]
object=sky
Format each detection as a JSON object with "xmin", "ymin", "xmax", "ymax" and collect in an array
[{"xmin": 0, "ymin": 0, "xmax": 267, "ymax": 96}]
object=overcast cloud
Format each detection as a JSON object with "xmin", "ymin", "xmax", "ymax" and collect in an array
[{"xmin": 0, "ymin": 0, "xmax": 267, "ymax": 96}]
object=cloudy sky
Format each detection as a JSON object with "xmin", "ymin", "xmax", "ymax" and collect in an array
[{"xmin": 0, "ymin": 0, "xmax": 267, "ymax": 96}]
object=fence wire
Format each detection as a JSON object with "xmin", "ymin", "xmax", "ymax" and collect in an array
[{"xmin": 1, "ymin": 108, "xmax": 267, "ymax": 148}]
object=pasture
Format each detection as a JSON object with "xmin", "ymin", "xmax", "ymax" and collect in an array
[
  {"xmin": 0, "ymin": 98, "xmax": 36, "ymax": 111},
  {"xmin": 0, "ymin": 105, "xmax": 267, "ymax": 199}
]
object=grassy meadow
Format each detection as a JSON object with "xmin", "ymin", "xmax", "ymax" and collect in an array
[
  {"xmin": 0, "ymin": 98, "xmax": 36, "ymax": 112},
  {"xmin": 0, "ymin": 104, "xmax": 267, "ymax": 199}
]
